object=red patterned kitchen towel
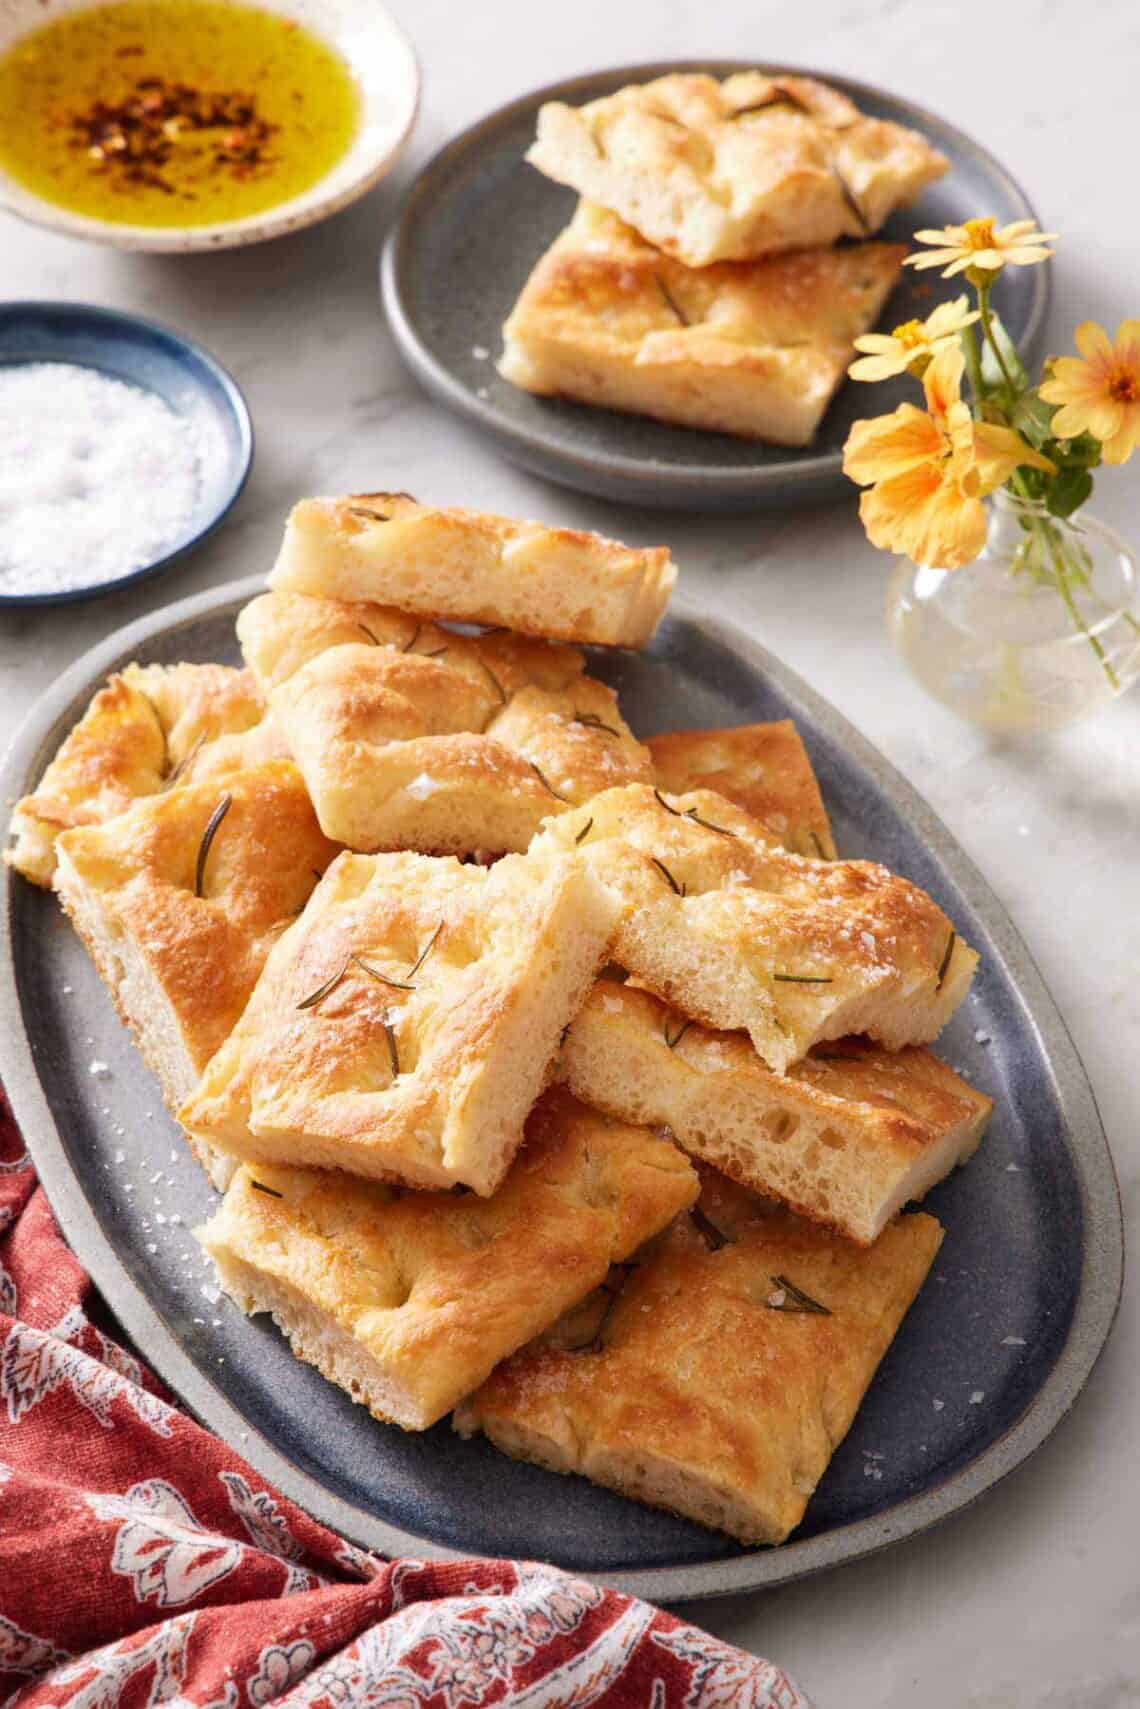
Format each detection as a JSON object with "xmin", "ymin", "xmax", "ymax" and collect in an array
[{"xmin": 0, "ymin": 1091, "xmax": 812, "ymax": 1709}]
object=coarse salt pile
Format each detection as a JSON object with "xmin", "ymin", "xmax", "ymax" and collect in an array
[{"xmin": 0, "ymin": 362, "xmax": 202, "ymax": 597}]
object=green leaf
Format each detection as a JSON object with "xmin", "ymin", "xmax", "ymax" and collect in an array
[
  {"xmin": 1045, "ymin": 466, "xmax": 1094, "ymax": 519},
  {"xmin": 1011, "ymin": 389, "xmax": 1056, "ymax": 448},
  {"xmin": 980, "ymin": 310, "xmax": 1029, "ymax": 394},
  {"xmin": 1052, "ymin": 430, "xmax": 1102, "ymax": 470}
]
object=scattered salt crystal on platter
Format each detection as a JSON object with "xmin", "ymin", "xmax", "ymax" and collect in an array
[
  {"xmin": 200, "ymin": 1283, "xmax": 221, "ymax": 1304},
  {"xmin": 0, "ymin": 363, "xmax": 202, "ymax": 597},
  {"xmin": 1001, "ymin": 1335, "xmax": 1027, "ymax": 1346},
  {"xmin": 1006, "ymin": 1162, "xmax": 1021, "ymax": 1172},
  {"xmin": 970, "ymin": 1389, "xmax": 985, "ymax": 1404},
  {"xmin": 88, "ymin": 1059, "xmax": 110, "ymax": 1078},
  {"xmin": 470, "ymin": 344, "xmax": 489, "ymax": 361},
  {"xmin": 932, "ymin": 1398, "xmax": 944, "ymax": 1411},
  {"xmin": 974, "ymin": 1030, "xmax": 992, "ymax": 1045}
]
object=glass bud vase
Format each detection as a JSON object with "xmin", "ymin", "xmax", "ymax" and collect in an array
[{"xmin": 886, "ymin": 490, "xmax": 1140, "ymax": 732}]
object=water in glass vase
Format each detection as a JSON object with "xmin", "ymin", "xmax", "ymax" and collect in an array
[{"xmin": 887, "ymin": 492, "xmax": 1140, "ymax": 732}]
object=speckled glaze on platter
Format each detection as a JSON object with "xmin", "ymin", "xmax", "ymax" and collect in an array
[
  {"xmin": 381, "ymin": 60, "xmax": 1050, "ymax": 512},
  {"xmin": 0, "ymin": 575, "xmax": 1120, "ymax": 1602}
]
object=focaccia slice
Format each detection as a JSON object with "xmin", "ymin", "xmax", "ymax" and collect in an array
[
  {"xmin": 526, "ymin": 73, "xmax": 947, "ymax": 267},
  {"xmin": 268, "ymin": 493, "xmax": 677, "ymax": 647},
  {"xmin": 244, "ymin": 593, "xmax": 651, "ymax": 853},
  {"xmin": 456, "ymin": 1175, "xmax": 943, "ymax": 1543},
  {"xmin": 533, "ymin": 785, "xmax": 977, "ymax": 1071},
  {"xmin": 500, "ymin": 203, "xmax": 905, "ymax": 446},
  {"xmin": 647, "ymin": 719, "xmax": 835, "ymax": 857},
  {"xmin": 180, "ymin": 846, "xmax": 620, "ymax": 1196},
  {"xmin": 53, "ymin": 761, "xmax": 340, "ymax": 1185},
  {"xmin": 561, "ymin": 983, "xmax": 990, "ymax": 1243},
  {"xmin": 196, "ymin": 1089, "xmax": 698, "ymax": 1430},
  {"xmin": 6, "ymin": 662, "xmax": 285, "ymax": 887}
]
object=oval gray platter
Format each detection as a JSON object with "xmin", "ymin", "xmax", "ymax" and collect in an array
[
  {"xmin": 0, "ymin": 576, "xmax": 1122, "ymax": 1603},
  {"xmin": 381, "ymin": 60, "xmax": 1050, "ymax": 513}
]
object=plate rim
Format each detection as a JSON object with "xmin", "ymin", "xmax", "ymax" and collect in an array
[
  {"xmin": 0, "ymin": 299, "xmax": 254, "ymax": 607},
  {"xmin": 0, "ymin": 572, "xmax": 1122, "ymax": 1602},
  {"xmin": 380, "ymin": 57, "xmax": 1052, "ymax": 507}
]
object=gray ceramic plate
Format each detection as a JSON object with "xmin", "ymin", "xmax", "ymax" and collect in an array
[
  {"xmin": 380, "ymin": 61, "xmax": 1051, "ymax": 513},
  {"xmin": 0, "ymin": 577, "xmax": 1121, "ymax": 1602}
]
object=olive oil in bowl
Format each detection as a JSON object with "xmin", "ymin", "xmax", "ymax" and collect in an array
[{"xmin": 0, "ymin": 0, "xmax": 362, "ymax": 227}]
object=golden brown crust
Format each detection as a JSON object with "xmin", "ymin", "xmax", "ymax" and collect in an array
[
  {"xmin": 7, "ymin": 662, "xmax": 277, "ymax": 887},
  {"xmin": 241, "ymin": 592, "xmax": 648, "ymax": 854},
  {"xmin": 561, "ymin": 982, "xmax": 991, "ymax": 1242},
  {"xmin": 180, "ymin": 845, "xmax": 621, "ymax": 1196},
  {"xmin": 647, "ymin": 719, "xmax": 836, "ymax": 857},
  {"xmin": 196, "ymin": 1088, "xmax": 698, "ymax": 1430},
  {"xmin": 267, "ymin": 494, "xmax": 678, "ymax": 647},
  {"xmin": 500, "ymin": 203, "xmax": 906, "ymax": 445},
  {"xmin": 526, "ymin": 73, "xmax": 947, "ymax": 267},
  {"xmin": 534, "ymin": 784, "xmax": 977, "ymax": 1069},
  {"xmin": 457, "ymin": 1180, "xmax": 943, "ymax": 1543},
  {"xmin": 53, "ymin": 761, "xmax": 340, "ymax": 1110}
]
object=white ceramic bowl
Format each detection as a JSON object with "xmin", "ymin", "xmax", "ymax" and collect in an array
[{"xmin": 0, "ymin": 0, "xmax": 419, "ymax": 252}]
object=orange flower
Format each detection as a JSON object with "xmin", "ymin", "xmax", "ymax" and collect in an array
[
  {"xmin": 844, "ymin": 345, "xmax": 1054, "ymax": 568},
  {"xmin": 1039, "ymin": 320, "xmax": 1140, "ymax": 465},
  {"xmin": 904, "ymin": 217, "xmax": 1056, "ymax": 279},
  {"xmin": 848, "ymin": 296, "xmax": 979, "ymax": 382}
]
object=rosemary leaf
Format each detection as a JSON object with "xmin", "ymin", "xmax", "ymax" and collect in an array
[
  {"xmin": 479, "ymin": 659, "xmax": 507, "ymax": 704},
  {"xmin": 296, "ymin": 957, "xmax": 350, "ymax": 1011},
  {"xmin": 356, "ymin": 623, "xmax": 381, "ymax": 645},
  {"xmin": 574, "ymin": 816, "xmax": 594, "ymax": 846},
  {"xmin": 420, "ymin": 645, "xmax": 449, "ymax": 658},
  {"xmin": 656, "ymin": 276, "xmax": 689, "ymax": 326},
  {"xmin": 773, "ymin": 971, "xmax": 833, "ymax": 984},
  {"xmin": 402, "ymin": 623, "xmax": 422, "ymax": 654},
  {"xmin": 935, "ymin": 929, "xmax": 956, "ymax": 992},
  {"xmin": 572, "ymin": 711, "xmax": 621, "ymax": 738},
  {"xmin": 685, "ymin": 806, "xmax": 735, "ymax": 838},
  {"xmin": 165, "ymin": 731, "xmax": 204, "ymax": 790},
  {"xmin": 531, "ymin": 762, "xmax": 569, "ymax": 802},
  {"xmin": 194, "ymin": 794, "xmax": 232, "ymax": 899},
  {"xmin": 347, "ymin": 505, "xmax": 387, "ymax": 522},
  {"xmin": 383, "ymin": 1013, "xmax": 401, "ymax": 1079},
  {"xmin": 809, "ymin": 830, "xmax": 827, "ymax": 859},
  {"xmin": 831, "ymin": 164, "xmax": 868, "ymax": 234},
  {"xmin": 653, "ymin": 788, "xmax": 682, "ymax": 817},
  {"xmin": 250, "ymin": 1179, "xmax": 284, "ymax": 1199},
  {"xmin": 350, "ymin": 953, "xmax": 416, "ymax": 992},
  {"xmin": 407, "ymin": 920, "xmax": 444, "ymax": 979},
  {"xmin": 650, "ymin": 855, "xmax": 684, "ymax": 896},
  {"xmin": 768, "ymin": 1272, "xmax": 832, "ymax": 1315},
  {"xmin": 664, "ymin": 1018, "xmax": 693, "ymax": 1050},
  {"xmin": 690, "ymin": 1204, "xmax": 730, "ymax": 1251}
]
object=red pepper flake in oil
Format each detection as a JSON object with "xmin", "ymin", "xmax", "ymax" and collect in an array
[{"xmin": 70, "ymin": 75, "xmax": 278, "ymax": 194}]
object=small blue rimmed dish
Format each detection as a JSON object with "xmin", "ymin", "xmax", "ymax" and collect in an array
[{"xmin": 0, "ymin": 301, "xmax": 253, "ymax": 607}]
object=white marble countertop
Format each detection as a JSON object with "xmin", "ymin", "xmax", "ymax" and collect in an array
[{"xmin": 3, "ymin": 0, "xmax": 1136, "ymax": 1700}]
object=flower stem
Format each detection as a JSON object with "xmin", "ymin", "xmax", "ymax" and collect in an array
[
  {"xmin": 961, "ymin": 319, "xmax": 986, "ymax": 410},
  {"xmin": 1008, "ymin": 473, "xmax": 1119, "ymax": 689},
  {"xmin": 977, "ymin": 281, "xmax": 1017, "ymax": 399}
]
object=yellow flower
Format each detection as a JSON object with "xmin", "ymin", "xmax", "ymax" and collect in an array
[
  {"xmin": 1039, "ymin": 320, "xmax": 1140, "ymax": 465},
  {"xmin": 904, "ymin": 217, "xmax": 1057, "ymax": 279},
  {"xmin": 844, "ymin": 344, "xmax": 1055, "ymax": 568},
  {"xmin": 848, "ymin": 296, "xmax": 980, "ymax": 381}
]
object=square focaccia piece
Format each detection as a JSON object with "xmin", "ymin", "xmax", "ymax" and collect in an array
[
  {"xmin": 240, "ymin": 591, "xmax": 652, "ymax": 854},
  {"xmin": 196, "ymin": 1089, "xmax": 699, "ymax": 1430},
  {"xmin": 534, "ymin": 784, "xmax": 977, "ymax": 1072},
  {"xmin": 500, "ymin": 203, "xmax": 905, "ymax": 447},
  {"xmin": 647, "ymin": 719, "xmax": 836, "ymax": 858},
  {"xmin": 53, "ymin": 761, "xmax": 340, "ymax": 1185},
  {"xmin": 6, "ymin": 662, "xmax": 286, "ymax": 887},
  {"xmin": 180, "ymin": 846, "xmax": 621, "ymax": 1196},
  {"xmin": 562, "ymin": 982, "xmax": 991, "ymax": 1243},
  {"xmin": 268, "ymin": 493, "xmax": 677, "ymax": 648},
  {"xmin": 526, "ymin": 73, "xmax": 947, "ymax": 267},
  {"xmin": 456, "ymin": 1175, "xmax": 943, "ymax": 1543}
]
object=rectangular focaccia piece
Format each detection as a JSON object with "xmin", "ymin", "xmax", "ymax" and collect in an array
[
  {"xmin": 53, "ymin": 761, "xmax": 341, "ymax": 1186},
  {"xmin": 526, "ymin": 72, "xmax": 947, "ymax": 268},
  {"xmin": 647, "ymin": 719, "xmax": 836, "ymax": 858},
  {"xmin": 533, "ymin": 784, "xmax": 977, "ymax": 1072},
  {"xmin": 268, "ymin": 493, "xmax": 677, "ymax": 647},
  {"xmin": 500, "ymin": 203, "xmax": 905, "ymax": 447},
  {"xmin": 196, "ymin": 1089, "xmax": 699, "ymax": 1430},
  {"xmin": 457, "ymin": 1174, "xmax": 943, "ymax": 1544},
  {"xmin": 562, "ymin": 983, "xmax": 991, "ymax": 1243},
  {"xmin": 180, "ymin": 846, "xmax": 621, "ymax": 1196},
  {"xmin": 6, "ymin": 662, "xmax": 286, "ymax": 887},
  {"xmin": 240, "ymin": 592, "xmax": 652, "ymax": 854}
]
